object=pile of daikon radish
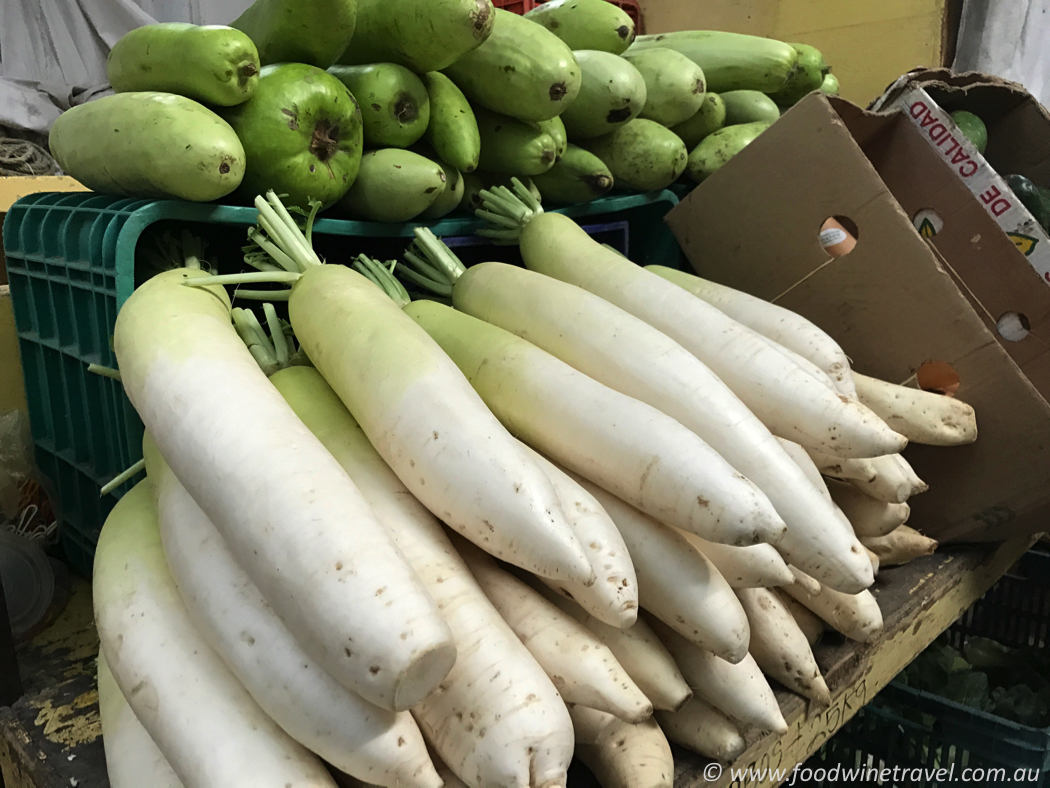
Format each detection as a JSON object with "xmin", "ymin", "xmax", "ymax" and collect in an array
[{"xmin": 92, "ymin": 183, "xmax": 975, "ymax": 788}]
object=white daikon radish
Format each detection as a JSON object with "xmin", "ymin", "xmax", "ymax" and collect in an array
[
  {"xmin": 146, "ymin": 438, "xmax": 440, "ymax": 788},
  {"xmin": 570, "ymin": 706, "xmax": 674, "ymax": 788},
  {"xmin": 571, "ymin": 474, "xmax": 750, "ymax": 662},
  {"xmin": 847, "ymin": 455, "xmax": 915, "ymax": 504},
  {"xmin": 476, "ymin": 193, "xmax": 903, "ymax": 458},
  {"xmin": 867, "ymin": 547, "xmax": 881, "ymax": 576},
  {"xmin": 853, "ymin": 372, "xmax": 977, "ymax": 446},
  {"xmin": 648, "ymin": 617, "xmax": 786, "ymax": 734},
  {"xmin": 776, "ymin": 438, "xmax": 832, "ymax": 498},
  {"xmin": 789, "ymin": 566, "xmax": 822, "ymax": 596},
  {"xmin": 413, "ymin": 242, "xmax": 874, "ymax": 592},
  {"xmin": 894, "ymin": 454, "xmax": 929, "ymax": 495},
  {"xmin": 407, "ymin": 299, "xmax": 786, "ymax": 547},
  {"xmin": 656, "ymin": 698, "xmax": 745, "ymax": 761},
  {"xmin": 114, "ymin": 267, "xmax": 453, "ymax": 711},
  {"xmin": 225, "ymin": 193, "xmax": 594, "ymax": 588},
  {"xmin": 460, "ymin": 542, "xmax": 652, "ymax": 723},
  {"xmin": 93, "ymin": 481, "xmax": 338, "ymax": 788},
  {"xmin": 862, "ymin": 526, "xmax": 938, "ymax": 567},
  {"xmin": 779, "ymin": 592, "xmax": 825, "ymax": 647},
  {"xmin": 272, "ymin": 366, "xmax": 575, "ymax": 788},
  {"xmin": 678, "ymin": 531, "xmax": 794, "ymax": 588},
  {"xmin": 806, "ymin": 450, "xmax": 877, "ymax": 483},
  {"xmin": 334, "ymin": 749, "xmax": 468, "ymax": 788},
  {"xmin": 645, "ymin": 265, "xmax": 857, "ymax": 396},
  {"xmin": 735, "ymin": 587, "xmax": 830, "ymax": 707},
  {"xmin": 532, "ymin": 581, "xmax": 692, "ymax": 712},
  {"xmin": 827, "ymin": 478, "xmax": 910, "ymax": 538},
  {"xmin": 98, "ymin": 650, "xmax": 184, "ymax": 788},
  {"xmin": 781, "ymin": 583, "xmax": 884, "ymax": 644},
  {"xmin": 522, "ymin": 445, "xmax": 638, "ymax": 628}
]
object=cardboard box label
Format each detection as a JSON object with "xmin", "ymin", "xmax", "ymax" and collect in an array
[{"xmin": 883, "ymin": 86, "xmax": 1050, "ymax": 284}]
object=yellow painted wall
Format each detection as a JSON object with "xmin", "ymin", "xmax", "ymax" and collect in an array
[
  {"xmin": 0, "ymin": 288, "xmax": 28, "ymax": 415},
  {"xmin": 0, "ymin": 177, "xmax": 88, "ymax": 415},
  {"xmin": 636, "ymin": 0, "xmax": 947, "ymax": 108}
]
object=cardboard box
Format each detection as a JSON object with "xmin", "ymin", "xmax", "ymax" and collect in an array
[
  {"xmin": 871, "ymin": 69, "xmax": 1050, "ymax": 282},
  {"xmin": 665, "ymin": 92, "xmax": 1050, "ymax": 543}
]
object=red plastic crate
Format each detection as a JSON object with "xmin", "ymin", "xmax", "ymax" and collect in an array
[
  {"xmin": 493, "ymin": 0, "xmax": 540, "ymax": 12},
  {"xmin": 493, "ymin": 0, "xmax": 643, "ymax": 32}
]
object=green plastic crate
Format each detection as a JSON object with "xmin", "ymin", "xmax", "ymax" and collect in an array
[
  {"xmin": 804, "ymin": 549, "xmax": 1050, "ymax": 787},
  {"xmin": 3, "ymin": 190, "xmax": 681, "ymax": 576}
]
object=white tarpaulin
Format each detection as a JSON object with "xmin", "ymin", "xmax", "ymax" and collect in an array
[
  {"xmin": 0, "ymin": 0, "xmax": 251, "ymax": 133},
  {"xmin": 953, "ymin": 0, "xmax": 1050, "ymax": 108}
]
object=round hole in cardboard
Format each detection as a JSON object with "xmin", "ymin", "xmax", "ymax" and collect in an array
[
  {"xmin": 819, "ymin": 216, "xmax": 858, "ymax": 257},
  {"xmin": 916, "ymin": 361, "xmax": 960, "ymax": 398},
  {"xmin": 996, "ymin": 311, "xmax": 1031, "ymax": 342},
  {"xmin": 912, "ymin": 208, "xmax": 944, "ymax": 239}
]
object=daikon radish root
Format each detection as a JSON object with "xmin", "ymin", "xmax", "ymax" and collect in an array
[
  {"xmin": 894, "ymin": 454, "xmax": 929, "ymax": 495},
  {"xmin": 827, "ymin": 478, "xmax": 910, "ymax": 538},
  {"xmin": 656, "ymin": 698, "xmax": 745, "ymax": 761},
  {"xmin": 217, "ymin": 193, "xmax": 595, "ymax": 589},
  {"xmin": 459, "ymin": 541, "xmax": 652, "ymax": 723},
  {"xmin": 93, "ymin": 481, "xmax": 338, "ymax": 788},
  {"xmin": 776, "ymin": 438, "xmax": 832, "ymax": 500},
  {"xmin": 735, "ymin": 588, "xmax": 830, "ymax": 707},
  {"xmin": 867, "ymin": 547, "xmax": 881, "ymax": 576},
  {"xmin": 853, "ymin": 372, "xmax": 977, "ymax": 446},
  {"xmin": 781, "ymin": 583, "xmax": 884, "ymax": 644},
  {"xmin": 336, "ymin": 753, "xmax": 468, "ymax": 788},
  {"xmin": 147, "ymin": 437, "xmax": 440, "ymax": 788},
  {"xmin": 778, "ymin": 592, "xmax": 825, "ymax": 647},
  {"xmin": 98, "ymin": 650, "xmax": 184, "ymax": 788},
  {"xmin": 521, "ymin": 445, "xmax": 638, "ymax": 628},
  {"xmin": 407, "ymin": 299, "xmax": 786, "ymax": 547},
  {"xmin": 271, "ymin": 365, "xmax": 575, "ymax": 788},
  {"xmin": 476, "ymin": 188, "xmax": 904, "ymax": 458},
  {"xmin": 645, "ymin": 265, "xmax": 856, "ymax": 396},
  {"xmin": 531, "ymin": 581, "xmax": 692, "ymax": 712},
  {"xmin": 570, "ymin": 474, "xmax": 750, "ymax": 662},
  {"xmin": 115, "ymin": 264, "xmax": 453, "ymax": 711},
  {"xmin": 403, "ymin": 230, "xmax": 873, "ymax": 593},
  {"xmin": 847, "ymin": 454, "xmax": 926, "ymax": 503},
  {"xmin": 806, "ymin": 449, "xmax": 877, "ymax": 483},
  {"xmin": 678, "ymin": 531, "xmax": 794, "ymax": 588},
  {"xmin": 648, "ymin": 617, "xmax": 786, "ymax": 734},
  {"xmin": 863, "ymin": 526, "xmax": 938, "ymax": 567},
  {"xmin": 570, "ymin": 705, "xmax": 674, "ymax": 788},
  {"xmin": 789, "ymin": 566, "xmax": 822, "ymax": 596}
]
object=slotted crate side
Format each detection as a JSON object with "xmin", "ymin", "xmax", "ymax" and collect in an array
[
  {"xmin": 4, "ymin": 190, "xmax": 680, "ymax": 576},
  {"xmin": 804, "ymin": 550, "xmax": 1050, "ymax": 787}
]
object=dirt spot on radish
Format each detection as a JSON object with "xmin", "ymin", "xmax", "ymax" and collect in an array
[
  {"xmin": 398, "ymin": 736, "xmax": 406, "ymax": 747},
  {"xmin": 409, "ymin": 459, "xmax": 415, "ymax": 467},
  {"xmin": 432, "ymin": 431, "xmax": 439, "ymax": 440},
  {"xmin": 514, "ymin": 482, "xmax": 522, "ymax": 493},
  {"xmin": 241, "ymin": 632, "xmax": 256, "ymax": 646},
  {"xmin": 617, "ymin": 738, "xmax": 627, "ymax": 748},
  {"xmin": 335, "ymin": 561, "xmax": 343, "ymax": 570},
  {"xmin": 369, "ymin": 665, "xmax": 381, "ymax": 675},
  {"xmin": 590, "ymin": 541, "xmax": 600, "ymax": 550},
  {"xmin": 483, "ymin": 519, "xmax": 495, "ymax": 532},
  {"xmin": 696, "ymin": 495, "xmax": 710, "ymax": 508},
  {"xmin": 375, "ymin": 586, "xmax": 387, "ymax": 596},
  {"xmin": 639, "ymin": 456, "xmax": 658, "ymax": 492},
  {"xmin": 345, "ymin": 647, "xmax": 353, "ymax": 658}
]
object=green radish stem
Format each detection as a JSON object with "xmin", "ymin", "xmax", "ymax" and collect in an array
[
  {"xmin": 474, "ymin": 179, "xmax": 543, "ymax": 244},
  {"xmin": 88, "ymin": 364, "xmax": 122, "ymax": 381},
  {"xmin": 182, "ymin": 193, "xmax": 326, "ymax": 293},
  {"xmin": 351, "ymin": 255, "xmax": 411, "ymax": 308},
  {"xmin": 100, "ymin": 458, "xmax": 146, "ymax": 496}
]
